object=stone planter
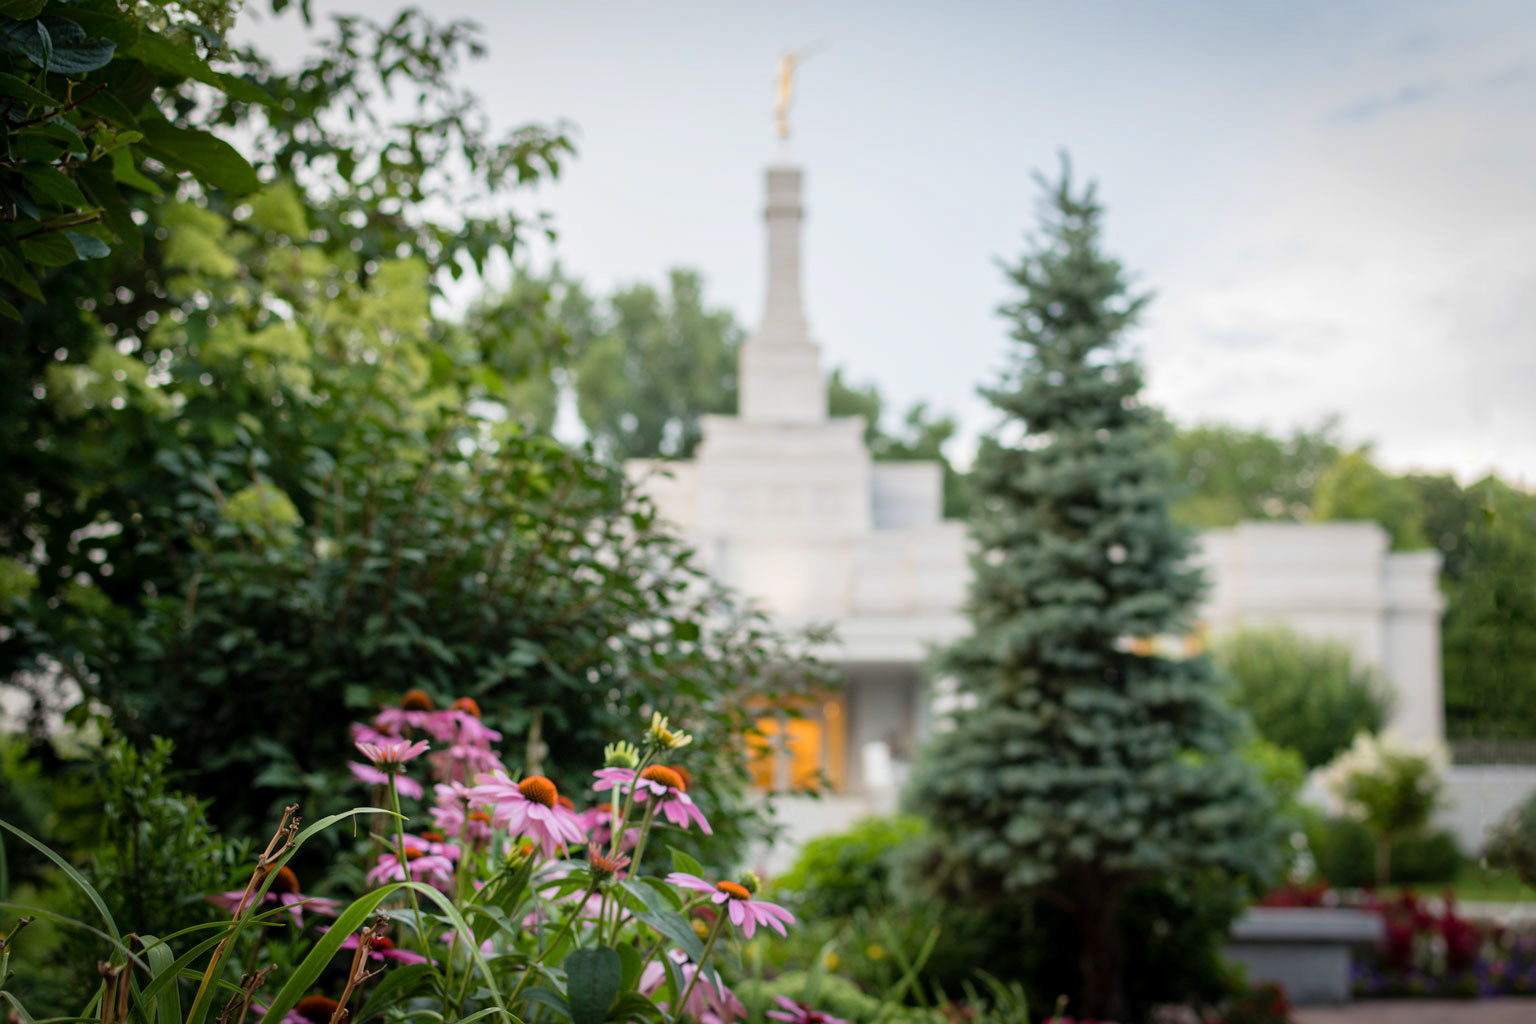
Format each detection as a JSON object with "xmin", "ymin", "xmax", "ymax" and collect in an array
[{"xmin": 1222, "ymin": 907, "xmax": 1381, "ymax": 1005}]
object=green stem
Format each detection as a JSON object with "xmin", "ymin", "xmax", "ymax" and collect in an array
[
  {"xmin": 387, "ymin": 774, "xmax": 428, "ymax": 955},
  {"xmin": 508, "ymin": 881, "xmax": 598, "ymax": 1005},
  {"xmin": 608, "ymin": 751, "xmax": 658, "ymax": 860},
  {"xmin": 671, "ymin": 911, "xmax": 728, "ymax": 1024}
]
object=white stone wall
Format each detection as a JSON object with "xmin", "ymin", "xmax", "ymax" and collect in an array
[{"xmin": 1193, "ymin": 521, "xmax": 1446, "ymax": 744}]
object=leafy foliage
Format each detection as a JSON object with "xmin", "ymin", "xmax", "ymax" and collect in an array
[
  {"xmin": 570, "ymin": 268, "xmax": 744, "ymax": 461},
  {"xmin": 1485, "ymin": 789, "xmax": 1536, "ymax": 890},
  {"xmin": 0, "ymin": 0, "xmax": 261, "ymax": 320},
  {"xmin": 775, "ymin": 815, "xmax": 926, "ymax": 919},
  {"xmin": 1319, "ymin": 732, "xmax": 1447, "ymax": 885},
  {"xmin": 1214, "ymin": 626, "xmax": 1392, "ymax": 769},
  {"xmin": 905, "ymin": 162, "xmax": 1278, "ymax": 1021},
  {"xmin": 1164, "ymin": 420, "xmax": 1342, "ymax": 528},
  {"xmin": 0, "ymin": 3, "xmax": 822, "ymax": 876},
  {"xmin": 1313, "ymin": 449, "xmax": 1427, "ymax": 550},
  {"xmin": 1416, "ymin": 475, "xmax": 1536, "ymax": 739}
]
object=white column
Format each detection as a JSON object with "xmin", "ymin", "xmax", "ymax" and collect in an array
[{"xmin": 739, "ymin": 165, "xmax": 826, "ymax": 424}]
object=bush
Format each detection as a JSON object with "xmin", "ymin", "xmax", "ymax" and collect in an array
[
  {"xmin": 1318, "ymin": 732, "xmax": 1448, "ymax": 885},
  {"xmin": 1484, "ymin": 789, "xmax": 1536, "ymax": 889},
  {"xmin": 1307, "ymin": 816, "xmax": 1464, "ymax": 887},
  {"xmin": 1214, "ymin": 627, "xmax": 1392, "ymax": 769},
  {"xmin": 776, "ymin": 815, "xmax": 927, "ymax": 918}
]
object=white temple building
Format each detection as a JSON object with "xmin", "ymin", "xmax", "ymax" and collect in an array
[{"xmin": 629, "ymin": 164, "xmax": 1469, "ymax": 861}]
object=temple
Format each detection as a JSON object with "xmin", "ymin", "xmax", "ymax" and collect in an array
[{"xmin": 627, "ymin": 164, "xmax": 1449, "ymax": 858}]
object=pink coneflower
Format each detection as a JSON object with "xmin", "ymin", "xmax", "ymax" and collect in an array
[
  {"xmin": 322, "ymin": 929, "xmax": 430, "ymax": 964},
  {"xmin": 366, "ymin": 842, "xmax": 456, "ymax": 889},
  {"xmin": 430, "ymin": 741, "xmax": 504, "ymax": 783},
  {"xmin": 355, "ymin": 736, "xmax": 430, "ymax": 769},
  {"xmin": 767, "ymin": 997, "xmax": 852, "ymax": 1024},
  {"xmin": 665, "ymin": 872, "xmax": 795, "ymax": 938},
  {"xmin": 373, "ymin": 689, "xmax": 440, "ymax": 735},
  {"xmin": 587, "ymin": 843, "xmax": 631, "ymax": 881},
  {"xmin": 639, "ymin": 949, "xmax": 745, "ymax": 1024},
  {"xmin": 631, "ymin": 765, "xmax": 712, "ymax": 835},
  {"xmin": 592, "ymin": 766, "xmax": 636, "ymax": 794},
  {"xmin": 207, "ymin": 865, "xmax": 340, "ymax": 926},
  {"xmin": 352, "ymin": 721, "xmax": 394, "ymax": 746},
  {"xmin": 350, "ymin": 760, "xmax": 424, "ymax": 798},
  {"xmin": 430, "ymin": 782, "xmax": 495, "ymax": 844},
  {"xmin": 578, "ymin": 802, "xmax": 639, "ymax": 851},
  {"xmin": 468, "ymin": 770, "xmax": 586, "ymax": 858}
]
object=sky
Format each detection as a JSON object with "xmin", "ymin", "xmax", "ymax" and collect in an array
[{"xmin": 237, "ymin": 1, "xmax": 1536, "ymax": 483}]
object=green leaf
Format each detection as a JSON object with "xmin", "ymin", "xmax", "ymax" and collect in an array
[
  {"xmin": 65, "ymin": 231, "xmax": 110, "ymax": 260},
  {"xmin": 138, "ymin": 118, "xmax": 259, "ymax": 194},
  {"xmin": 77, "ymin": 161, "xmax": 140, "ymax": 255},
  {"xmin": 609, "ymin": 991, "xmax": 667, "ymax": 1024},
  {"xmin": 18, "ymin": 165, "xmax": 86, "ymax": 206},
  {"xmin": 0, "ymin": 0, "xmax": 47, "ymax": 20},
  {"xmin": 633, "ymin": 910, "xmax": 704, "ymax": 964},
  {"xmin": 0, "ymin": 70, "xmax": 53, "ymax": 106},
  {"xmin": 125, "ymin": 33, "xmax": 272, "ymax": 106},
  {"xmin": 0, "ymin": 295, "xmax": 20, "ymax": 321},
  {"xmin": 19, "ymin": 231, "xmax": 77, "ymax": 267},
  {"xmin": 667, "ymin": 846, "xmax": 704, "ymax": 878},
  {"xmin": 255, "ymin": 884, "xmax": 402, "ymax": 1024},
  {"xmin": 566, "ymin": 946, "xmax": 622, "ymax": 1024},
  {"xmin": 79, "ymin": 87, "xmax": 140, "ymax": 128},
  {"xmin": 139, "ymin": 934, "xmax": 182, "ymax": 1024},
  {"xmin": 523, "ymin": 987, "xmax": 572, "ymax": 1019},
  {"xmin": 33, "ymin": 16, "xmax": 117, "ymax": 74},
  {"xmin": 109, "ymin": 145, "xmax": 161, "ymax": 195},
  {"xmin": 615, "ymin": 940, "xmax": 643, "ymax": 993},
  {"xmin": 0, "ymin": 249, "xmax": 41, "ymax": 300},
  {"xmin": 0, "ymin": 819, "xmax": 121, "ymax": 945}
]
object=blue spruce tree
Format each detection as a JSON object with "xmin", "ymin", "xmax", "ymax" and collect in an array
[{"xmin": 908, "ymin": 165, "xmax": 1277, "ymax": 1021}]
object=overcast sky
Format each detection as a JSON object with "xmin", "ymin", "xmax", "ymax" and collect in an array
[{"xmin": 238, "ymin": 1, "xmax": 1536, "ymax": 484}]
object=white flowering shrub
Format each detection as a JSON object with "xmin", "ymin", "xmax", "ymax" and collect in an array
[{"xmin": 1318, "ymin": 731, "xmax": 1448, "ymax": 884}]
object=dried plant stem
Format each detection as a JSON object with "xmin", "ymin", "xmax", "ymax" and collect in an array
[{"xmin": 191, "ymin": 806, "xmax": 301, "ymax": 1014}]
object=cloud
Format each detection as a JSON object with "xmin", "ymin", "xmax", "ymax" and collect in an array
[{"xmin": 1329, "ymin": 80, "xmax": 1443, "ymax": 123}]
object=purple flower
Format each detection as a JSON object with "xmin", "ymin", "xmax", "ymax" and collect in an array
[
  {"xmin": 767, "ymin": 997, "xmax": 852, "ymax": 1024},
  {"xmin": 468, "ymin": 770, "xmax": 586, "ymax": 857},
  {"xmin": 666, "ymin": 872, "xmax": 795, "ymax": 938}
]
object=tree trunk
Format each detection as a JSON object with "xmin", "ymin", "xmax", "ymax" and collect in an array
[{"xmin": 1075, "ymin": 878, "xmax": 1128, "ymax": 1023}]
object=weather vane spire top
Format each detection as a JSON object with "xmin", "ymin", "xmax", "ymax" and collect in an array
[
  {"xmin": 774, "ymin": 52, "xmax": 797, "ymax": 140},
  {"xmin": 774, "ymin": 45, "xmax": 822, "ymax": 141}
]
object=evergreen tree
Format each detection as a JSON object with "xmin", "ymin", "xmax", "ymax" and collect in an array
[{"xmin": 907, "ymin": 166, "xmax": 1277, "ymax": 1020}]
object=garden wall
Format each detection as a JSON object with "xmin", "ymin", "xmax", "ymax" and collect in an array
[{"xmin": 1439, "ymin": 765, "xmax": 1536, "ymax": 852}]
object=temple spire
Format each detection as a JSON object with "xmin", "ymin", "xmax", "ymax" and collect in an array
[{"xmin": 739, "ymin": 165, "xmax": 825, "ymax": 423}]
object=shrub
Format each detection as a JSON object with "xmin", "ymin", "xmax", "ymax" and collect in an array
[
  {"xmin": 1307, "ymin": 816, "xmax": 1463, "ymax": 887},
  {"xmin": 1, "ymin": 702, "xmax": 816, "ymax": 1023},
  {"xmin": 1318, "ymin": 731, "xmax": 1448, "ymax": 885},
  {"xmin": 1214, "ymin": 627, "xmax": 1392, "ymax": 769},
  {"xmin": 1484, "ymin": 789, "xmax": 1536, "ymax": 889},
  {"xmin": 776, "ymin": 815, "xmax": 927, "ymax": 918}
]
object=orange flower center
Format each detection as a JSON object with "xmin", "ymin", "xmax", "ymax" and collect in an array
[
  {"xmin": 295, "ymin": 995, "xmax": 341, "ymax": 1024},
  {"xmin": 402, "ymin": 845, "xmax": 425, "ymax": 861},
  {"xmin": 668, "ymin": 764, "xmax": 693, "ymax": 790},
  {"xmin": 421, "ymin": 830, "xmax": 445, "ymax": 843},
  {"xmin": 468, "ymin": 811, "xmax": 491, "ymax": 824},
  {"xmin": 641, "ymin": 765, "xmax": 686, "ymax": 792},
  {"xmin": 452, "ymin": 696, "xmax": 481, "ymax": 719},
  {"xmin": 399, "ymin": 689, "xmax": 435, "ymax": 711},
  {"xmin": 557, "ymin": 795, "xmax": 575, "ymax": 810},
  {"xmin": 715, "ymin": 880, "xmax": 751, "ymax": 901},
  {"xmin": 518, "ymin": 775, "xmax": 558, "ymax": 808},
  {"xmin": 270, "ymin": 865, "xmax": 301, "ymax": 895}
]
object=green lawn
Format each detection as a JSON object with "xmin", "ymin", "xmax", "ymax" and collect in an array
[{"xmin": 1378, "ymin": 863, "xmax": 1536, "ymax": 904}]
